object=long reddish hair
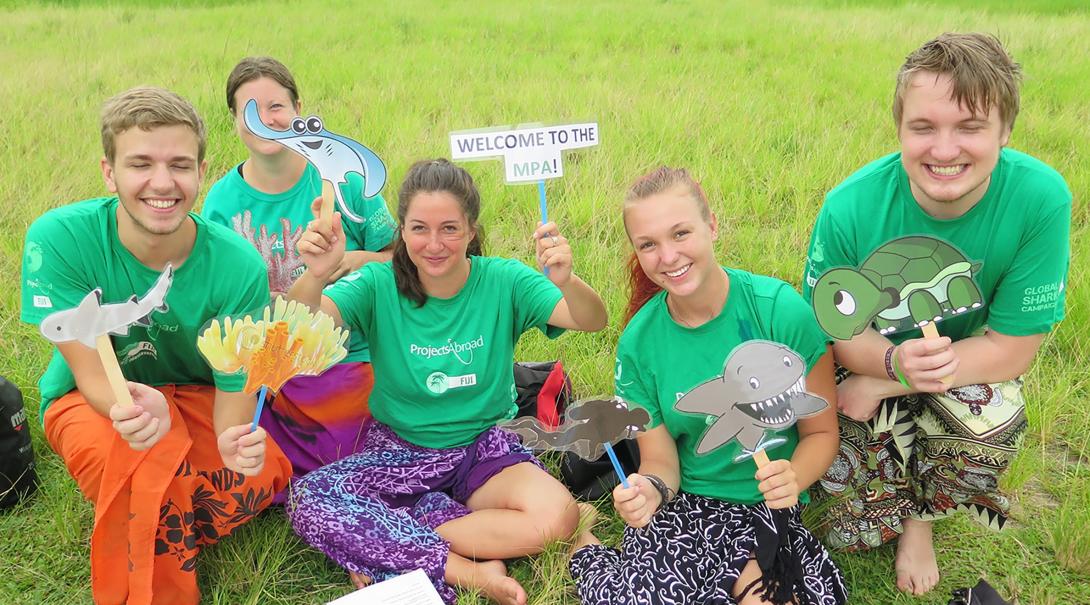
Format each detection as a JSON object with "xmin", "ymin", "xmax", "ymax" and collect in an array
[{"xmin": 621, "ymin": 167, "xmax": 712, "ymax": 327}]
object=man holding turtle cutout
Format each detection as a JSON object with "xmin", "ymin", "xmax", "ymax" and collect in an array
[{"xmin": 802, "ymin": 33, "xmax": 1071, "ymax": 596}]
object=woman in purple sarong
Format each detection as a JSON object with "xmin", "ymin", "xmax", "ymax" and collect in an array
[{"xmin": 286, "ymin": 158, "xmax": 608, "ymax": 604}]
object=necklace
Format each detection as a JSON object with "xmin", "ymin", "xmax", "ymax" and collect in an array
[{"xmin": 668, "ymin": 299, "xmax": 716, "ymax": 328}]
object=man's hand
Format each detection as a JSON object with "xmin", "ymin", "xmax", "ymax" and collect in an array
[
  {"xmin": 218, "ymin": 424, "xmax": 267, "ymax": 476},
  {"xmin": 755, "ymin": 459, "xmax": 800, "ymax": 509},
  {"xmin": 836, "ymin": 373, "xmax": 889, "ymax": 422},
  {"xmin": 109, "ymin": 382, "xmax": 171, "ymax": 450},
  {"xmin": 895, "ymin": 336, "xmax": 958, "ymax": 392}
]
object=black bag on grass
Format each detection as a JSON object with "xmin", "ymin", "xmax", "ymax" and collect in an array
[{"xmin": 0, "ymin": 377, "xmax": 36, "ymax": 509}]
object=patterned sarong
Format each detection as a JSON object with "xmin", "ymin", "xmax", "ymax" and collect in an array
[
  {"xmin": 44, "ymin": 385, "xmax": 291, "ymax": 605},
  {"xmin": 816, "ymin": 367, "xmax": 1026, "ymax": 550}
]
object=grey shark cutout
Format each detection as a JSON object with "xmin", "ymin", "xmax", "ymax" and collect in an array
[
  {"xmin": 674, "ymin": 340, "xmax": 828, "ymax": 461},
  {"xmin": 40, "ymin": 264, "xmax": 174, "ymax": 348}
]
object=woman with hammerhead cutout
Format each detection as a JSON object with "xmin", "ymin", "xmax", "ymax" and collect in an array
[
  {"xmin": 568, "ymin": 167, "xmax": 847, "ymax": 605},
  {"xmin": 201, "ymin": 57, "xmax": 397, "ymax": 482},
  {"xmin": 286, "ymin": 159, "xmax": 607, "ymax": 604}
]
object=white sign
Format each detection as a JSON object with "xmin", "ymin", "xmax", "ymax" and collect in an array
[
  {"xmin": 327, "ymin": 569, "xmax": 444, "ymax": 605},
  {"xmin": 450, "ymin": 122, "xmax": 599, "ymax": 184}
]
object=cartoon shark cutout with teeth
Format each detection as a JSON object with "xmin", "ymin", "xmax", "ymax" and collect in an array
[
  {"xmin": 674, "ymin": 340, "xmax": 828, "ymax": 461},
  {"xmin": 39, "ymin": 264, "xmax": 174, "ymax": 348},
  {"xmin": 242, "ymin": 99, "xmax": 387, "ymax": 223}
]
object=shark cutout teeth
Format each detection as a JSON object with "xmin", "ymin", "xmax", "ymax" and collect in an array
[{"xmin": 739, "ymin": 376, "xmax": 807, "ymax": 427}]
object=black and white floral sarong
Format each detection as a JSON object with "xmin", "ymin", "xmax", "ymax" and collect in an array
[{"xmin": 569, "ymin": 491, "xmax": 847, "ymax": 605}]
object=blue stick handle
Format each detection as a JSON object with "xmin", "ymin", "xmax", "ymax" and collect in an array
[
  {"xmin": 538, "ymin": 180, "xmax": 550, "ymax": 277},
  {"xmin": 538, "ymin": 180, "xmax": 548, "ymax": 224},
  {"xmin": 251, "ymin": 385, "xmax": 268, "ymax": 432},
  {"xmin": 603, "ymin": 441, "xmax": 630, "ymax": 488}
]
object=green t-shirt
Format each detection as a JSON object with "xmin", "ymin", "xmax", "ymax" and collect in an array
[
  {"xmin": 21, "ymin": 197, "xmax": 270, "ymax": 422},
  {"xmin": 803, "ymin": 148, "xmax": 1071, "ymax": 343},
  {"xmin": 614, "ymin": 268, "xmax": 829, "ymax": 504},
  {"xmin": 201, "ymin": 162, "xmax": 396, "ymax": 362},
  {"xmin": 325, "ymin": 256, "xmax": 564, "ymax": 448}
]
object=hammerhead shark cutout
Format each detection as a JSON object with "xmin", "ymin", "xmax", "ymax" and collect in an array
[
  {"xmin": 40, "ymin": 264, "xmax": 173, "ymax": 348},
  {"xmin": 501, "ymin": 397, "xmax": 650, "ymax": 461},
  {"xmin": 243, "ymin": 99, "xmax": 387, "ymax": 223},
  {"xmin": 674, "ymin": 340, "xmax": 828, "ymax": 461}
]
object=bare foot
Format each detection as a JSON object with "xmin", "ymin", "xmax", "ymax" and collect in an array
[
  {"xmin": 895, "ymin": 519, "xmax": 939, "ymax": 595},
  {"xmin": 570, "ymin": 502, "xmax": 601, "ymax": 554},
  {"xmin": 348, "ymin": 570, "xmax": 372, "ymax": 590},
  {"xmin": 473, "ymin": 560, "xmax": 527, "ymax": 605}
]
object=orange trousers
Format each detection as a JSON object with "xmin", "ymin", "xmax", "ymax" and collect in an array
[{"xmin": 44, "ymin": 385, "xmax": 291, "ymax": 605}]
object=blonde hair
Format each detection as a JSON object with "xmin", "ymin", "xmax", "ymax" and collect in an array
[
  {"xmin": 893, "ymin": 32, "xmax": 1022, "ymax": 130},
  {"xmin": 100, "ymin": 87, "xmax": 206, "ymax": 163}
]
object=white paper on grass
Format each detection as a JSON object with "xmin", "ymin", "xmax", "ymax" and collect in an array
[
  {"xmin": 326, "ymin": 569, "xmax": 444, "ymax": 605},
  {"xmin": 449, "ymin": 122, "xmax": 599, "ymax": 184}
]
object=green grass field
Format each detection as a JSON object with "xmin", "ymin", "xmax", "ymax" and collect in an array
[{"xmin": 0, "ymin": 1, "xmax": 1086, "ymax": 603}]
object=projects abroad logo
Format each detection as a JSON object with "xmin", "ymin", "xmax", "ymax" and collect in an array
[{"xmin": 409, "ymin": 335, "xmax": 485, "ymax": 365}]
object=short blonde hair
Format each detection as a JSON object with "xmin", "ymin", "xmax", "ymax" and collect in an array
[
  {"xmin": 100, "ymin": 86, "xmax": 206, "ymax": 163},
  {"xmin": 893, "ymin": 33, "xmax": 1023, "ymax": 130}
]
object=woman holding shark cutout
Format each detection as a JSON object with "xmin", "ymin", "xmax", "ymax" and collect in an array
[
  {"xmin": 568, "ymin": 167, "xmax": 846, "ymax": 605},
  {"xmin": 201, "ymin": 57, "xmax": 397, "ymax": 482},
  {"xmin": 286, "ymin": 158, "xmax": 607, "ymax": 604}
]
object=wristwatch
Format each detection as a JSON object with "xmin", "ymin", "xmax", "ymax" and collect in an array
[{"xmin": 643, "ymin": 474, "xmax": 676, "ymax": 513}]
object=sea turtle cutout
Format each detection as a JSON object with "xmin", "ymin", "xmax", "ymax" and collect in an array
[
  {"xmin": 811, "ymin": 236, "xmax": 983, "ymax": 340},
  {"xmin": 674, "ymin": 340, "xmax": 828, "ymax": 462},
  {"xmin": 242, "ymin": 99, "xmax": 387, "ymax": 224},
  {"xmin": 501, "ymin": 397, "xmax": 650, "ymax": 461}
]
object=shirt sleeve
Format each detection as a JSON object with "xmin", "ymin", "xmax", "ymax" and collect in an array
[
  {"xmin": 508, "ymin": 260, "xmax": 565, "ymax": 339},
  {"xmin": 340, "ymin": 175, "xmax": 397, "ymax": 252},
  {"xmin": 767, "ymin": 281, "xmax": 831, "ymax": 372},
  {"xmin": 212, "ymin": 250, "xmax": 272, "ymax": 393},
  {"xmin": 801, "ymin": 199, "xmax": 858, "ymax": 303},
  {"xmin": 324, "ymin": 264, "xmax": 379, "ymax": 340},
  {"xmin": 614, "ymin": 334, "xmax": 662, "ymax": 428},
  {"xmin": 985, "ymin": 193, "xmax": 1072, "ymax": 336},
  {"xmin": 21, "ymin": 215, "xmax": 94, "ymax": 326}
]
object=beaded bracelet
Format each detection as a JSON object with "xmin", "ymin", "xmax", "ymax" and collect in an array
[{"xmin": 884, "ymin": 345, "xmax": 898, "ymax": 382}]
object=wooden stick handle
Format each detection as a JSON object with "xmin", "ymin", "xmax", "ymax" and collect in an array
[
  {"xmin": 753, "ymin": 448, "xmax": 771, "ymax": 469},
  {"xmin": 920, "ymin": 322, "xmax": 954, "ymax": 386},
  {"xmin": 318, "ymin": 180, "xmax": 335, "ymax": 231},
  {"xmin": 95, "ymin": 333, "xmax": 133, "ymax": 407}
]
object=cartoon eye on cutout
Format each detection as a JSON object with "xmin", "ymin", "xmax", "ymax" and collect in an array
[
  {"xmin": 291, "ymin": 118, "xmax": 307, "ymax": 135},
  {"xmin": 834, "ymin": 290, "xmax": 856, "ymax": 316},
  {"xmin": 749, "ymin": 377, "xmax": 760, "ymax": 389},
  {"xmin": 783, "ymin": 355, "xmax": 792, "ymax": 367},
  {"xmin": 306, "ymin": 116, "xmax": 323, "ymax": 133}
]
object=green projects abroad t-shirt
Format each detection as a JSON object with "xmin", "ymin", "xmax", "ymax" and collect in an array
[
  {"xmin": 803, "ymin": 148, "xmax": 1071, "ymax": 343},
  {"xmin": 324, "ymin": 256, "xmax": 565, "ymax": 448},
  {"xmin": 614, "ymin": 268, "xmax": 829, "ymax": 504},
  {"xmin": 201, "ymin": 162, "xmax": 396, "ymax": 362},
  {"xmin": 21, "ymin": 197, "xmax": 270, "ymax": 421}
]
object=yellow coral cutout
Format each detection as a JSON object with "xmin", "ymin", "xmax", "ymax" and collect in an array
[{"xmin": 196, "ymin": 297, "xmax": 348, "ymax": 394}]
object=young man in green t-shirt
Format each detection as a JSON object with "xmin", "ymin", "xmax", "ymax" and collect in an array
[
  {"xmin": 803, "ymin": 33, "xmax": 1071, "ymax": 596},
  {"xmin": 19, "ymin": 87, "xmax": 291, "ymax": 605}
]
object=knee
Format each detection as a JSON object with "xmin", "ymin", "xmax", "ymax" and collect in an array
[{"xmin": 533, "ymin": 493, "xmax": 580, "ymax": 543}]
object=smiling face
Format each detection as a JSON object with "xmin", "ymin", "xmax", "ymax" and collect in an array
[
  {"xmin": 898, "ymin": 71, "xmax": 1011, "ymax": 217},
  {"xmin": 402, "ymin": 190, "xmax": 475, "ymax": 291},
  {"xmin": 624, "ymin": 185, "xmax": 718, "ymax": 300},
  {"xmin": 233, "ymin": 76, "xmax": 301, "ymax": 157},
  {"xmin": 102, "ymin": 124, "xmax": 206, "ymax": 239}
]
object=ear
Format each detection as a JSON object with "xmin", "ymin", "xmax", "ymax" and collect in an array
[
  {"xmin": 709, "ymin": 211, "xmax": 720, "ymax": 241},
  {"xmin": 198, "ymin": 159, "xmax": 209, "ymax": 184},
  {"xmin": 999, "ymin": 123, "xmax": 1012, "ymax": 147},
  {"xmin": 101, "ymin": 157, "xmax": 118, "ymax": 193}
]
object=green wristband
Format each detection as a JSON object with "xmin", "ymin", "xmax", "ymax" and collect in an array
[{"xmin": 892, "ymin": 351, "xmax": 911, "ymax": 389}]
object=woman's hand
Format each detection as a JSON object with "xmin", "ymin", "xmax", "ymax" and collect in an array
[
  {"xmin": 755, "ymin": 459, "xmax": 800, "ymax": 509},
  {"xmin": 534, "ymin": 221, "xmax": 573, "ymax": 286},
  {"xmin": 612, "ymin": 474, "xmax": 662, "ymax": 528}
]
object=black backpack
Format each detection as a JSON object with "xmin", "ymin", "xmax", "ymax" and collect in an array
[
  {"xmin": 512, "ymin": 362, "xmax": 641, "ymax": 501},
  {"xmin": 0, "ymin": 377, "xmax": 37, "ymax": 509}
]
